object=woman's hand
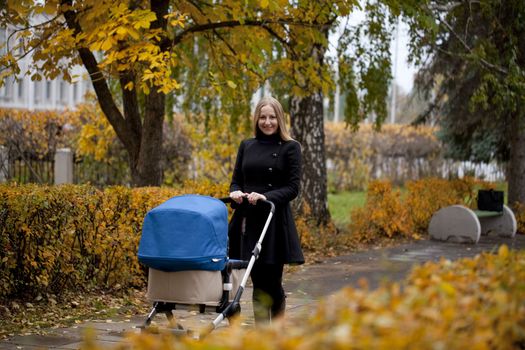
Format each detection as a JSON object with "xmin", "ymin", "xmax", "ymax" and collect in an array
[
  {"xmin": 246, "ymin": 192, "xmax": 267, "ymax": 205},
  {"xmin": 229, "ymin": 190, "xmax": 246, "ymax": 204}
]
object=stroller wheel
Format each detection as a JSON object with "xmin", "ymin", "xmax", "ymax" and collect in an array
[{"xmin": 169, "ymin": 328, "xmax": 190, "ymax": 337}]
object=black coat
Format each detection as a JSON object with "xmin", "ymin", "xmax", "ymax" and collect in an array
[{"xmin": 228, "ymin": 134, "xmax": 305, "ymax": 265}]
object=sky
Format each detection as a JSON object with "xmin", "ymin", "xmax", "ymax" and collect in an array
[
  {"xmin": 392, "ymin": 19, "xmax": 417, "ymax": 94},
  {"xmin": 329, "ymin": 11, "xmax": 418, "ymax": 94}
]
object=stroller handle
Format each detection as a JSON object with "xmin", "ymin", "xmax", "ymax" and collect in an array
[{"xmin": 219, "ymin": 196, "xmax": 275, "ymax": 214}]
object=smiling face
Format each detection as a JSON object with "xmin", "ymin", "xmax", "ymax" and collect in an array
[{"xmin": 257, "ymin": 104, "xmax": 279, "ymax": 136}]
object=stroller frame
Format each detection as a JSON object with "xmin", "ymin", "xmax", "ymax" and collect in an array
[{"xmin": 140, "ymin": 197, "xmax": 275, "ymax": 337}]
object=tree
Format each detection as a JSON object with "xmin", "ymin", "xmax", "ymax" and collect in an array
[
  {"xmin": 264, "ymin": 2, "xmax": 337, "ymax": 224},
  {"xmin": 261, "ymin": 1, "xmax": 397, "ymax": 224},
  {"xmin": 0, "ymin": 0, "xmax": 335, "ymax": 187},
  {"xmin": 168, "ymin": 1, "xmax": 349, "ymax": 224},
  {"xmin": 1, "ymin": 0, "xmax": 399, "ymax": 224},
  {"xmin": 401, "ymin": 0, "xmax": 525, "ymax": 207},
  {"xmin": 1, "ymin": 0, "xmax": 183, "ymax": 186}
]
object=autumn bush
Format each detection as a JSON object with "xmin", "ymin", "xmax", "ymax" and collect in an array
[
  {"xmin": 85, "ymin": 246, "xmax": 525, "ymax": 349},
  {"xmin": 325, "ymin": 122, "xmax": 443, "ymax": 191},
  {"xmin": 0, "ymin": 108, "xmax": 76, "ymax": 158},
  {"xmin": 349, "ymin": 177, "xmax": 504, "ymax": 242},
  {"xmin": 0, "ymin": 181, "xmax": 228, "ymax": 301},
  {"xmin": 294, "ymin": 202, "xmax": 342, "ymax": 257},
  {"xmin": 348, "ymin": 180, "xmax": 412, "ymax": 243},
  {"xmin": 404, "ymin": 177, "xmax": 480, "ymax": 234},
  {"xmin": 185, "ymin": 113, "xmax": 251, "ymax": 183},
  {"xmin": 0, "ymin": 105, "xmax": 193, "ymax": 186},
  {"xmin": 0, "ymin": 181, "xmax": 326, "ymax": 302}
]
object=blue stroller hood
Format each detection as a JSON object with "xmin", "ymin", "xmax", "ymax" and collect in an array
[{"xmin": 138, "ymin": 195, "xmax": 228, "ymax": 272}]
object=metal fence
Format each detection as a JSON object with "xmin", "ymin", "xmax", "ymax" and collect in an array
[
  {"xmin": 73, "ymin": 155, "xmax": 130, "ymax": 187},
  {"xmin": 3, "ymin": 148, "xmax": 55, "ymax": 185},
  {"xmin": 0, "ymin": 146, "xmax": 129, "ymax": 186}
]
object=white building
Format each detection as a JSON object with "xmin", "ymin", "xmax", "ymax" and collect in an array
[{"xmin": 0, "ymin": 26, "xmax": 91, "ymax": 111}]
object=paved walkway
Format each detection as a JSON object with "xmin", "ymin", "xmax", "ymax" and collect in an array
[{"xmin": 2, "ymin": 234, "xmax": 524, "ymax": 349}]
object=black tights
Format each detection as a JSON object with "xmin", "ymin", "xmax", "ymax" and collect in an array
[{"xmin": 250, "ymin": 263, "xmax": 286, "ymax": 323}]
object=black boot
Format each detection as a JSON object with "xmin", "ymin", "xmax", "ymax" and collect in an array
[
  {"xmin": 270, "ymin": 295, "xmax": 286, "ymax": 320},
  {"xmin": 253, "ymin": 289, "xmax": 272, "ymax": 325}
]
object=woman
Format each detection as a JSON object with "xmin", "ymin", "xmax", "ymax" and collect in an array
[{"xmin": 229, "ymin": 96, "xmax": 304, "ymax": 324}]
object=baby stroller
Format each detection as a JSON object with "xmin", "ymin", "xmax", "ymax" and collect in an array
[{"xmin": 137, "ymin": 194, "xmax": 275, "ymax": 337}]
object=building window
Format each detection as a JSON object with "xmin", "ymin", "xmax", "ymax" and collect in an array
[
  {"xmin": 59, "ymin": 79, "xmax": 67, "ymax": 103},
  {"xmin": 34, "ymin": 80, "xmax": 42, "ymax": 103},
  {"xmin": 0, "ymin": 77, "xmax": 13, "ymax": 101},
  {"xmin": 45, "ymin": 81, "xmax": 52, "ymax": 101},
  {"xmin": 17, "ymin": 80, "xmax": 24, "ymax": 100},
  {"xmin": 0, "ymin": 28, "xmax": 6, "ymax": 56}
]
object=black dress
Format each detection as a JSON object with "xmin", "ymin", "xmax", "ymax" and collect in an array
[{"xmin": 228, "ymin": 133, "xmax": 305, "ymax": 265}]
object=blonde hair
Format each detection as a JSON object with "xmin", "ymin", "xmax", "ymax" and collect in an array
[{"xmin": 252, "ymin": 96, "xmax": 293, "ymax": 141}]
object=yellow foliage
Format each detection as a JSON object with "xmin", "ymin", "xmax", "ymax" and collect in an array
[
  {"xmin": 349, "ymin": 180, "xmax": 412, "ymax": 243},
  {"xmin": 294, "ymin": 202, "xmax": 315, "ymax": 249},
  {"xmin": 404, "ymin": 177, "xmax": 479, "ymax": 234},
  {"xmin": 0, "ymin": 104, "xmax": 117, "ymax": 162},
  {"xmin": 349, "ymin": 177, "xmax": 501, "ymax": 242},
  {"xmin": 0, "ymin": 181, "xmax": 321, "ymax": 301},
  {"xmin": 0, "ymin": 182, "xmax": 228, "ymax": 300},
  {"xmin": 513, "ymin": 202, "xmax": 525, "ymax": 234},
  {"xmin": 75, "ymin": 103, "xmax": 116, "ymax": 161},
  {"xmin": 185, "ymin": 114, "xmax": 251, "ymax": 183},
  {"xmin": 2, "ymin": 1, "xmax": 185, "ymax": 95},
  {"xmin": 83, "ymin": 247, "xmax": 525, "ymax": 349},
  {"xmin": 0, "ymin": 108, "xmax": 75, "ymax": 157},
  {"xmin": 325, "ymin": 122, "xmax": 442, "ymax": 191}
]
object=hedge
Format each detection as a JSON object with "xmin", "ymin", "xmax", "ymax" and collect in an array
[
  {"xmin": 348, "ymin": 177, "xmax": 525, "ymax": 243},
  {"xmin": 2, "ymin": 179, "xmax": 522, "ymax": 302},
  {"xmin": 0, "ymin": 181, "xmax": 227, "ymax": 300}
]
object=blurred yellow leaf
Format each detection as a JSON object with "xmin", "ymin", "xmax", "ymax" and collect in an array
[{"xmin": 498, "ymin": 244, "xmax": 509, "ymax": 258}]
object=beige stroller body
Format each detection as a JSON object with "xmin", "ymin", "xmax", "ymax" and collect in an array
[{"xmin": 138, "ymin": 195, "xmax": 275, "ymax": 336}]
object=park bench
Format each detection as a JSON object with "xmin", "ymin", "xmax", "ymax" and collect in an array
[{"xmin": 428, "ymin": 204, "xmax": 517, "ymax": 244}]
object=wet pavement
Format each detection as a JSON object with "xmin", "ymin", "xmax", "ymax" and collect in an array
[
  {"xmin": 2, "ymin": 234, "xmax": 524, "ymax": 349},
  {"xmin": 284, "ymin": 234, "xmax": 525, "ymax": 298}
]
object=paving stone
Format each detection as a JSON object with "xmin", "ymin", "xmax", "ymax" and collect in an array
[{"xmin": 1, "ymin": 334, "xmax": 78, "ymax": 347}]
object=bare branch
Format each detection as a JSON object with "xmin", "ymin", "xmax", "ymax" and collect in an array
[
  {"xmin": 438, "ymin": 17, "xmax": 508, "ymax": 75},
  {"xmin": 59, "ymin": 0, "xmax": 140, "ymax": 153},
  {"xmin": 172, "ymin": 19, "xmax": 321, "ymax": 46},
  {"xmin": 261, "ymin": 24, "xmax": 298, "ymax": 57}
]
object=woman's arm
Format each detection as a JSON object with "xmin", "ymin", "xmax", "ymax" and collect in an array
[{"xmin": 230, "ymin": 140, "xmax": 246, "ymax": 202}]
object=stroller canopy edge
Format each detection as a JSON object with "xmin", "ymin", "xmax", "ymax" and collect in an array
[{"xmin": 138, "ymin": 195, "xmax": 229, "ymax": 272}]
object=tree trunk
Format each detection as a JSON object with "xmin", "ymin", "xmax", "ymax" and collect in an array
[
  {"xmin": 507, "ymin": 113, "xmax": 525, "ymax": 209},
  {"xmin": 131, "ymin": 90, "xmax": 164, "ymax": 186},
  {"xmin": 64, "ymin": 0, "xmax": 168, "ymax": 187},
  {"xmin": 290, "ymin": 93, "xmax": 330, "ymax": 225},
  {"xmin": 288, "ymin": 24, "xmax": 331, "ymax": 225}
]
